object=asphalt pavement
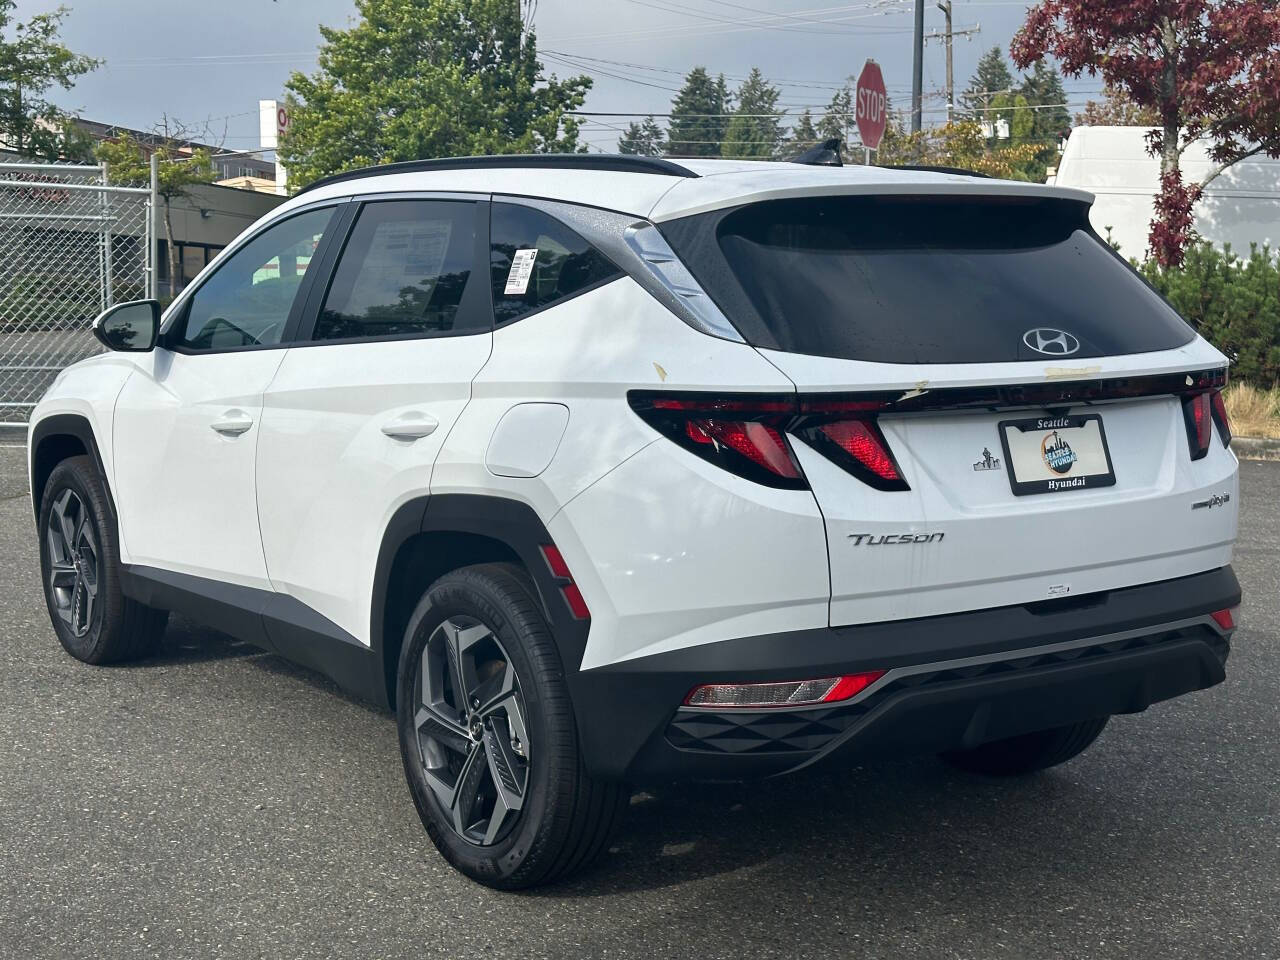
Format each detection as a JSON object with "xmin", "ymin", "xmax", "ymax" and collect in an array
[{"xmin": 0, "ymin": 443, "xmax": 1277, "ymax": 960}]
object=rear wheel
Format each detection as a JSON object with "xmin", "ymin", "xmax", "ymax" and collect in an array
[
  {"xmin": 941, "ymin": 717, "xmax": 1109, "ymax": 776},
  {"xmin": 38, "ymin": 456, "xmax": 168, "ymax": 664},
  {"xmin": 396, "ymin": 563, "xmax": 628, "ymax": 889}
]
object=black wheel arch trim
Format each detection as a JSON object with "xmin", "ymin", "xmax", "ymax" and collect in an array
[
  {"xmin": 371, "ymin": 494, "xmax": 591, "ymax": 707},
  {"xmin": 29, "ymin": 413, "xmax": 117, "ymax": 524}
]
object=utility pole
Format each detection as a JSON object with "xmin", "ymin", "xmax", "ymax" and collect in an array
[
  {"xmin": 937, "ymin": 0, "xmax": 953, "ymax": 123},
  {"xmin": 911, "ymin": 0, "xmax": 924, "ymax": 132},
  {"xmin": 925, "ymin": 12, "xmax": 980, "ymax": 124}
]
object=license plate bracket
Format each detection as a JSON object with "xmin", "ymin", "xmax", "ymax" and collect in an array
[{"xmin": 997, "ymin": 413, "xmax": 1116, "ymax": 496}]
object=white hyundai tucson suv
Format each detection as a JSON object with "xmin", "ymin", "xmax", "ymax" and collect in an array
[{"xmin": 29, "ymin": 153, "xmax": 1241, "ymax": 889}]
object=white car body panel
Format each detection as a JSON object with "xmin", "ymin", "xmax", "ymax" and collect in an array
[
  {"xmin": 256, "ymin": 333, "xmax": 492, "ymax": 645},
  {"xmin": 113, "ymin": 349, "xmax": 286, "ymax": 589}
]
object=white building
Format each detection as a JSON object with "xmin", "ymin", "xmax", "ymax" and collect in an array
[{"xmin": 1053, "ymin": 126, "xmax": 1280, "ymax": 260}]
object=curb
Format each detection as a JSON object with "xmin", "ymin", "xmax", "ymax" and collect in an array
[{"xmin": 1233, "ymin": 436, "xmax": 1280, "ymax": 459}]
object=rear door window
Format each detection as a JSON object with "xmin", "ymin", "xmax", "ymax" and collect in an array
[
  {"xmin": 489, "ymin": 203, "xmax": 621, "ymax": 326},
  {"xmin": 313, "ymin": 199, "xmax": 487, "ymax": 341},
  {"xmin": 659, "ymin": 195, "xmax": 1195, "ymax": 364}
]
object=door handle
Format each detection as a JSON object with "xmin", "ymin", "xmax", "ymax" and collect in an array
[
  {"xmin": 210, "ymin": 410, "xmax": 254, "ymax": 437},
  {"xmin": 381, "ymin": 413, "xmax": 439, "ymax": 441}
]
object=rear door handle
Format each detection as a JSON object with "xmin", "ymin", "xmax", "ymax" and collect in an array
[
  {"xmin": 211, "ymin": 410, "xmax": 254, "ymax": 437},
  {"xmin": 381, "ymin": 413, "xmax": 439, "ymax": 441}
]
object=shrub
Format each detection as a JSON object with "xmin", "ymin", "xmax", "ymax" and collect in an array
[{"xmin": 1139, "ymin": 243, "xmax": 1280, "ymax": 387}]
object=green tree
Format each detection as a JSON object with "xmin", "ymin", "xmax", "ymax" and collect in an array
[
  {"xmin": 618, "ymin": 115, "xmax": 665, "ymax": 156},
  {"xmin": 0, "ymin": 1, "xmax": 99, "ymax": 161},
  {"xmin": 1076, "ymin": 83, "xmax": 1159, "ymax": 126},
  {"xmin": 98, "ymin": 120, "xmax": 218, "ymax": 295},
  {"xmin": 667, "ymin": 67, "xmax": 730, "ymax": 157},
  {"xmin": 789, "ymin": 109, "xmax": 819, "ymax": 153},
  {"xmin": 280, "ymin": 0, "xmax": 590, "ymax": 189},
  {"xmin": 961, "ymin": 46, "xmax": 1014, "ymax": 119},
  {"xmin": 722, "ymin": 67, "xmax": 783, "ymax": 159},
  {"xmin": 817, "ymin": 82, "xmax": 852, "ymax": 151}
]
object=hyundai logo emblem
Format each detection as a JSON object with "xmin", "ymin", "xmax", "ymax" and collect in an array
[{"xmin": 1022, "ymin": 328, "xmax": 1081, "ymax": 356}]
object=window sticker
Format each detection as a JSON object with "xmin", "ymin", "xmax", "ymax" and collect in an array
[{"xmin": 504, "ymin": 247, "xmax": 539, "ymax": 295}]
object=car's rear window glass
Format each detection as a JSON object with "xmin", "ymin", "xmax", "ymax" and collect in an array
[
  {"xmin": 489, "ymin": 203, "xmax": 621, "ymax": 326},
  {"xmin": 659, "ymin": 195, "xmax": 1194, "ymax": 363}
]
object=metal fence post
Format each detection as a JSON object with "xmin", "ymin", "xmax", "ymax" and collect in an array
[
  {"xmin": 100, "ymin": 163, "xmax": 114, "ymax": 309},
  {"xmin": 148, "ymin": 152, "xmax": 159, "ymax": 300}
]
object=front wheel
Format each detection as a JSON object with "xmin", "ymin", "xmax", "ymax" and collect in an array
[
  {"xmin": 396, "ymin": 562, "xmax": 628, "ymax": 889},
  {"xmin": 941, "ymin": 717, "xmax": 1110, "ymax": 776},
  {"xmin": 38, "ymin": 456, "xmax": 168, "ymax": 664}
]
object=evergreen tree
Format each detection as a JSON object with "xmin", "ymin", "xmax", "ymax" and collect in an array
[
  {"xmin": 1018, "ymin": 59, "xmax": 1071, "ymax": 146},
  {"xmin": 618, "ymin": 115, "xmax": 665, "ymax": 156},
  {"xmin": 667, "ymin": 67, "xmax": 730, "ymax": 157},
  {"xmin": 722, "ymin": 68, "xmax": 783, "ymax": 159},
  {"xmin": 961, "ymin": 46, "xmax": 1015, "ymax": 119},
  {"xmin": 789, "ymin": 109, "xmax": 819, "ymax": 152},
  {"xmin": 817, "ymin": 83, "xmax": 853, "ymax": 150},
  {"xmin": 282, "ymin": 0, "xmax": 590, "ymax": 188}
]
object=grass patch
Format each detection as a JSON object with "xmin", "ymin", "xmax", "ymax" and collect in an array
[{"xmin": 1224, "ymin": 383, "xmax": 1280, "ymax": 439}]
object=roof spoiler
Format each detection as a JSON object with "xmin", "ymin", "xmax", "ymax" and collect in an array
[{"xmin": 789, "ymin": 138, "xmax": 843, "ymax": 167}]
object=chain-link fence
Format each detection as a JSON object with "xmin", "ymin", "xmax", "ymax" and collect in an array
[{"xmin": 0, "ymin": 162, "xmax": 154, "ymax": 426}]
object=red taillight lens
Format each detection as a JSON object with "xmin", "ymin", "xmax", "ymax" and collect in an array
[
  {"xmin": 629, "ymin": 393, "xmax": 806, "ymax": 489},
  {"xmin": 1210, "ymin": 607, "xmax": 1237, "ymax": 632},
  {"xmin": 629, "ymin": 392, "xmax": 910, "ymax": 491},
  {"xmin": 1210, "ymin": 390, "xmax": 1232, "ymax": 447},
  {"xmin": 1183, "ymin": 391, "xmax": 1213, "ymax": 460},
  {"xmin": 683, "ymin": 670, "xmax": 886, "ymax": 709},
  {"xmin": 684, "ymin": 419, "xmax": 801, "ymax": 479},
  {"xmin": 816, "ymin": 420, "xmax": 903, "ymax": 483},
  {"xmin": 539, "ymin": 544, "xmax": 590, "ymax": 621}
]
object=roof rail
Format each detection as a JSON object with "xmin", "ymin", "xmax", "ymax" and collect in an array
[
  {"xmin": 886, "ymin": 164, "xmax": 992, "ymax": 179},
  {"xmin": 298, "ymin": 153, "xmax": 701, "ymax": 194}
]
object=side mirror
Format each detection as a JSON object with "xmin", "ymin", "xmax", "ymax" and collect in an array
[{"xmin": 92, "ymin": 300, "xmax": 161, "ymax": 352}]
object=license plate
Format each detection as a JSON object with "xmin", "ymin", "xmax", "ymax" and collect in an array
[{"xmin": 997, "ymin": 414, "xmax": 1116, "ymax": 496}]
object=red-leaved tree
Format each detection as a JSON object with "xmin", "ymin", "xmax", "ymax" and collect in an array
[{"xmin": 1012, "ymin": 1, "xmax": 1280, "ymax": 267}]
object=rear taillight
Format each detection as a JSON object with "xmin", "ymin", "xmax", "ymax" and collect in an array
[
  {"xmin": 794, "ymin": 416, "xmax": 908, "ymax": 491},
  {"xmin": 629, "ymin": 392, "xmax": 910, "ymax": 492},
  {"xmin": 1182, "ymin": 391, "xmax": 1214, "ymax": 460},
  {"xmin": 628, "ymin": 393, "xmax": 805, "ymax": 488},
  {"xmin": 1210, "ymin": 390, "xmax": 1232, "ymax": 447},
  {"xmin": 1211, "ymin": 607, "xmax": 1239, "ymax": 632},
  {"xmin": 683, "ymin": 670, "xmax": 886, "ymax": 709}
]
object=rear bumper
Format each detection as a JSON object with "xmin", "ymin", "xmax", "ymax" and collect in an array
[{"xmin": 569, "ymin": 566, "xmax": 1239, "ymax": 782}]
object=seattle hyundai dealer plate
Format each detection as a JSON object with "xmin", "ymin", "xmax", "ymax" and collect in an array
[{"xmin": 998, "ymin": 414, "xmax": 1116, "ymax": 496}]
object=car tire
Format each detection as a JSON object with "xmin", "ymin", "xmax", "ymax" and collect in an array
[
  {"xmin": 38, "ymin": 455, "xmax": 168, "ymax": 665},
  {"xmin": 940, "ymin": 717, "xmax": 1109, "ymax": 776},
  {"xmin": 396, "ymin": 562, "xmax": 629, "ymax": 889}
]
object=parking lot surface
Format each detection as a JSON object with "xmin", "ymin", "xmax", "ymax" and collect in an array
[{"xmin": 1, "ymin": 445, "xmax": 1277, "ymax": 960}]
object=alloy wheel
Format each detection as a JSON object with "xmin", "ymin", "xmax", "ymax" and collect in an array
[
  {"xmin": 412, "ymin": 616, "xmax": 531, "ymax": 846},
  {"xmin": 45, "ymin": 488, "xmax": 100, "ymax": 638}
]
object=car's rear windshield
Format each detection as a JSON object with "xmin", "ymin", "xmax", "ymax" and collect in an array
[{"xmin": 659, "ymin": 194, "xmax": 1194, "ymax": 364}]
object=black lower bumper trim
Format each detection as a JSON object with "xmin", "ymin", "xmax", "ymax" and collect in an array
[{"xmin": 569, "ymin": 567, "xmax": 1239, "ymax": 782}]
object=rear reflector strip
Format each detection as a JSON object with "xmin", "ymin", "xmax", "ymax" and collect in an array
[
  {"xmin": 684, "ymin": 670, "xmax": 886, "ymax": 709},
  {"xmin": 1211, "ymin": 608, "xmax": 1237, "ymax": 632},
  {"xmin": 539, "ymin": 544, "xmax": 590, "ymax": 621}
]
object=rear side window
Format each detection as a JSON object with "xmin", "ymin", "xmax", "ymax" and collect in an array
[
  {"xmin": 314, "ymin": 199, "xmax": 486, "ymax": 341},
  {"xmin": 660, "ymin": 195, "xmax": 1195, "ymax": 364},
  {"xmin": 489, "ymin": 203, "xmax": 621, "ymax": 325}
]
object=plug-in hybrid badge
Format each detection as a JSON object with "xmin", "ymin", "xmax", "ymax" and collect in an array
[{"xmin": 1023, "ymin": 328, "xmax": 1081, "ymax": 356}]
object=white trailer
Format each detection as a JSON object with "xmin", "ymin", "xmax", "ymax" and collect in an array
[{"xmin": 1053, "ymin": 125, "xmax": 1280, "ymax": 261}]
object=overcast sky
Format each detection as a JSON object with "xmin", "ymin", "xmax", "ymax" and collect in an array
[{"xmin": 16, "ymin": 0, "xmax": 1104, "ymax": 156}]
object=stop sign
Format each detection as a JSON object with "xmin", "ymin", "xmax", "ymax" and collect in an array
[{"xmin": 855, "ymin": 60, "xmax": 888, "ymax": 151}]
